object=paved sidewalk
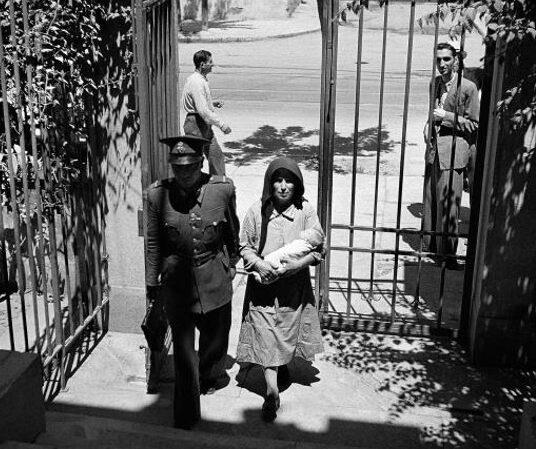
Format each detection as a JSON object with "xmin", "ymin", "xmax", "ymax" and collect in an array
[
  {"xmin": 178, "ymin": 2, "xmax": 320, "ymax": 43},
  {"xmin": 46, "ymin": 271, "xmax": 530, "ymax": 449}
]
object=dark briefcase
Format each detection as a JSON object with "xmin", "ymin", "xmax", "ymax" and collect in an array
[{"xmin": 141, "ymin": 299, "xmax": 167, "ymax": 352}]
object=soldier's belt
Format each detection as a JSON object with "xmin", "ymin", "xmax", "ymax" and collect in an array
[{"xmin": 191, "ymin": 250, "xmax": 219, "ymax": 267}]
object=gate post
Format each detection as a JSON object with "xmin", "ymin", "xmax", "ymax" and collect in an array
[
  {"xmin": 468, "ymin": 34, "xmax": 536, "ymax": 366},
  {"xmin": 316, "ymin": 0, "xmax": 338, "ymax": 318},
  {"xmin": 134, "ymin": 0, "xmax": 181, "ymax": 391}
]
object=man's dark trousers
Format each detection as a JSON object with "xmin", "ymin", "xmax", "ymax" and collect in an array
[
  {"xmin": 423, "ymin": 157, "xmax": 463, "ymax": 255},
  {"xmin": 163, "ymin": 294, "xmax": 231, "ymax": 429},
  {"xmin": 183, "ymin": 114, "xmax": 226, "ymax": 175}
]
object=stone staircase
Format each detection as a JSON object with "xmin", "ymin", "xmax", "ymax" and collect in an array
[{"xmin": 1, "ymin": 411, "xmax": 367, "ymax": 449}]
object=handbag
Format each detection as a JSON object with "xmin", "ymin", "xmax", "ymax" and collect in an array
[{"xmin": 141, "ymin": 298, "xmax": 167, "ymax": 352}]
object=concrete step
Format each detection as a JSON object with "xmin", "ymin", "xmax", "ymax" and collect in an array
[
  {"xmin": 0, "ymin": 351, "xmax": 46, "ymax": 443},
  {"xmin": 35, "ymin": 411, "xmax": 373, "ymax": 449},
  {"xmin": 0, "ymin": 443, "xmax": 54, "ymax": 449}
]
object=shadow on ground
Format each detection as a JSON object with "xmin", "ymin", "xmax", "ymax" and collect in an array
[
  {"xmin": 405, "ymin": 202, "xmax": 471, "ymax": 247},
  {"xmin": 322, "ymin": 330, "xmax": 536, "ymax": 448},
  {"xmin": 44, "ymin": 324, "xmax": 107, "ymax": 403},
  {"xmin": 48, "ymin": 399, "xmax": 428, "ymax": 448},
  {"xmin": 236, "ymin": 358, "xmax": 320, "ymax": 397},
  {"xmin": 225, "ymin": 125, "xmax": 395, "ymax": 173},
  {"xmin": 399, "ymin": 202, "xmax": 471, "ymax": 327}
]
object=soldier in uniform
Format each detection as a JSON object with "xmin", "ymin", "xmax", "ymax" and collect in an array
[{"xmin": 144, "ymin": 135, "xmax": 239, "ymax": 429}]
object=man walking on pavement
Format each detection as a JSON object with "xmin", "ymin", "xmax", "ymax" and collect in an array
[
  {"xmin": 182, "ymin": 50, "xmax": 231, "ymax": 175},
  {"xmin": 145, "ymin": 135, "xmax": 239, "ymax": 429},
  {"xmin": 422, "ymin": 42, "xmax": 479, "ymax": 270}
]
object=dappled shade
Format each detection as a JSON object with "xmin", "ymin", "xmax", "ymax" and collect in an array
[
  {"xmin": 322, "ymin": 330, "xmax": 536, "ymax": 448},
  {"xmin": 224, "ymin": 125, "xmax": 394, "ymax": 173}
]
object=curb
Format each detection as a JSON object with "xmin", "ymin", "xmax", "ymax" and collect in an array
[{"xmin": 178, "ymin": 26, "xmax": 321, "ymax": 44}]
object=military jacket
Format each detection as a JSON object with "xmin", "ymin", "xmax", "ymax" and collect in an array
[{"xmin": 145, "ymin": 174, "xmax": 239, "ymax": 313}]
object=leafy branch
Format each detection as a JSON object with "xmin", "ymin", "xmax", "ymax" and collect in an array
[{"xmin": 1, "ymin": 0, "xmax": 133, "ymax": 213}]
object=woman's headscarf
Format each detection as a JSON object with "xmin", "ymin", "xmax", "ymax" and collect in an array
[
  {"xmin": 261, "ymin": 157, "xmax": 305, "ymax": 211},
  {"xmin": 258, "ymin": 157, "xmax": 305, "ymax": 254}
]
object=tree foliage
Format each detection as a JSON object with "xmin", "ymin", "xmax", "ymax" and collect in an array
[{"xmin": 0, "ymin": 0, "xmax": 133, "ymax": 212}]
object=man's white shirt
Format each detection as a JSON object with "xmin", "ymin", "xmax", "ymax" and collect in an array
[{"xmin": 181, "ymin": 71, "xmax": 226, "ymax": 130}]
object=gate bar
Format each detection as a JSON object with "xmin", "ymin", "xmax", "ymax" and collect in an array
[
  {"xmin": 158, "ymin": 4, "xmax": 165, "ymax": 171},
  {"xmin": 59, "ymin": 203, "xmax": 75, "ymax": 329},
  {"xmin": 437, "ymin": 26, "xmax": 466, "ymax": 328},
  {"xmin": 172, "ymin": 0, "xmax": 181, "ymax": 130},
  {"xmin": 0, "ymin": 192, "xmax": 15, "ymax": 350},
  {"xmin": 317, "ymin": 0, "xmax": 338, "ymax": 314},
  {"xmin": 39, "ymin": 117, "xmax": 66, "ymax": 387},
  {"xmin": 148, "ymin": 9, "xmax": 156, "ymax": 181},
  {"xmin": 9, "ymin": 0, "xmax": 42, "ymax": 355},
  {"xmin": 414, "ymin": 1, "xmax": 440, "ymax": 308},
  {"xmin": 368, "ymin": 0, "xmax": 389, "ymax": 301},
  {"xmin": 347, "ymin": 3, "xmax": 365, "ymax": 317},
  {"xmin": 61, "ymin": 87, "xmax": 77, "ymax": 338},
  {"xmin": 162, "ymin": 4, "xmax": 169, "ymax": 139},
  {"xmin": 21, "ymin": 0, "xmax": 55, "ymax": 355},
  {"xmin": 390, "ymin": 0, "xmax": 416, "ymax": 322},
  {"xmin": 331, "ymin": 245, "xmax": 465, "ymax": 259},
  {"xmin": 332, "ymin": 223, "xmax": 467, "ymax": 238},
  {"xmin": 34, "ymin": 21, "xmax": 67, "ymax": 368},
  {"xmin": 0, "ymin": 22, "xmax": 29, "ymax": 351}
]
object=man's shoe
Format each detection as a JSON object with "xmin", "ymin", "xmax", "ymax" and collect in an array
[{"xmin": 261, "ymin": 394, "xmax": 280, "ymax": 422}]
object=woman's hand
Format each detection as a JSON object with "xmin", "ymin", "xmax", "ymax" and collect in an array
[
  {"xmin": 276, "ymin": 258, "xmax": 304, "ymax": 278},
  {"xmin": 254, "ymin": 260, "xmax": 279, "ymax": 284}
]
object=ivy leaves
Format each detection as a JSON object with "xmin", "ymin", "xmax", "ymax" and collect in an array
[{"xmin": 1, "ymin": 0, "xmax": 132, "ymax": 211}]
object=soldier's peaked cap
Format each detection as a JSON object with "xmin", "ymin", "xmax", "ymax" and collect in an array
[{"xmin": 160, "ymin": 135, "xmax": 210, "ymax": 165}]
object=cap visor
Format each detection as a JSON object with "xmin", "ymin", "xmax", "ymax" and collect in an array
[{"xmin": 169, "ymin": 155, "xmax": 204, "ymax": 165}]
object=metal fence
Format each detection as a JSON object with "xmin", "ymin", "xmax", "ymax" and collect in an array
[
  {"xmin": 0, "ymin": 0, "xmax": 109, "ymax": 391},
  {"xmin": 317, "ymin": 0, "xmax": 479, "ymax": 337}
]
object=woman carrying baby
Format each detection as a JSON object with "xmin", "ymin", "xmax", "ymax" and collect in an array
[{"xmin": 236, "ymin": 157, "xmax": 324, "ymax": 422}]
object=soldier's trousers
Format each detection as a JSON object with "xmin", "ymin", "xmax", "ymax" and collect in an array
[
  {"xmin": 165, "ymin": 300, "xmax": 231, "ymax": 429},
  {"xmin": 183, "ymin": 114, "xmax": 226, "ymax": 175},
  {"xmin": 422, "ymin": 159, "xmax": 463, "ymax": 256}
]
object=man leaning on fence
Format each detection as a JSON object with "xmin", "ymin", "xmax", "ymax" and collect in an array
[
  {"xmin": 144, "ymin": 135, "xmax": 239, "ymax": 429},
  {"xmin": 181, "ymin": 50, "xmax": 231, "ymax": 175},
  {"xmin": 422, "ymin": 42, "xmax": 479, "ymax": 270}
]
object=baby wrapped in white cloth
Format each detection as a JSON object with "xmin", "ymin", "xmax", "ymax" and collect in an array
[{"xmin": 253, "ymin": 228, "xmax": 323, "ymax": 284}]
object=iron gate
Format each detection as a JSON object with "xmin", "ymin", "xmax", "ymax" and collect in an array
[
  {"xmin": 317, "ymin": 0, "xmax": 479, "ymax": 337},
  {"xmin": 0, "ymin": 0, "xmax": 109, "ymax": 393},
  {"xmin": 132, "ymin": 0, "xmax": 483, "ymax": 346},
  {"xmin": 133, "ymin": 0, "xmax": 180, "ymax": 389}
]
